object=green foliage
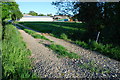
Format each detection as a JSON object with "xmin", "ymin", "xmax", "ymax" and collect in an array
[
  {"xmin": 52, "ymin": 2, "xmax": 120, "ymax": 45},
  {"xmin": 48, "ymin": 44, "xmax": 80, "ymax": 59},
  {"xmin": 28, "ymin": 11, "xmax": 38, "ymax": 16},
  {"xmin": 24, "ymin": 29, "xmax": 36, "ymax": 34},
  {"xmin": 24, "ymin": 29, "xmax": 50, "ymax": 40},
  {"xmin": 75, "ymin": 40, "xmax": 120, "ymax": 61},
  {"xmin": 47, "ymin": 14, "xmax": 52, "ymax": 16},
  {"xmin": 60, "ymin": 33, "xmax": 68, "ymax": 40},
  {"xmin": 2, "ymin": 2, "xmax": 23, "ymax": 21},
  {"xmin": 15, "ymin": 25, "xmax": 50, "ymax": 41},
  {"xmin": 75, "ymin": 40, "xmax": 88, "ymax": 48},
  {"xmin": 2, "ymin": 24, "xmax": 37, "ymax": 79},
  {"xmin": 32, "ymin": 34, "xmax": 49, "ymax": 40},
  {"xmin": 38, "ymin": 14, "xmax": 46, "ymax": 16}
]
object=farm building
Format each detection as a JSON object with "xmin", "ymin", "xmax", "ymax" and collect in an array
[
  {"xmin": 19, "ymin": 16, "xmax": 54, "ymax": 22},
  {"xmin": 53, "ymin": 15, "xmax": 70, "ymax": 21}
]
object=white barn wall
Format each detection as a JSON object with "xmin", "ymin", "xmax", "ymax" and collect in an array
[{"xmin": 19, "ymin": 16, "xmax": 53, "ymax": 22}]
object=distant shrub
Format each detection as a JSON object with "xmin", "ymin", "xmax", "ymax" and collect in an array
[
  {"xmin": 60, "ymin": 33, "xmax": 68, "ymax": 40},
  {"xmin": 75, "ymin": 40, "xmax": 88, "ymax": 48}
]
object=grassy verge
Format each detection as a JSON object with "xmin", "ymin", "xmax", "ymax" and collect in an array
[
  {"xmin": 24, "ymin": 29, "xmax": 50, "ymax": 40},
  {"xmin": 16, "ymin": 24, "xmax": 50, "ymax": 41},
  {"xmin": 48, "ymin": 44, "xmax": 80, "ymax": 59},
  {"xmin": 2, "ymin": 24, "xmax": 37, "ymax": 79},
  {"xmin": 75, "ymin": 40, "xmax": 120, "ymax": 61}
]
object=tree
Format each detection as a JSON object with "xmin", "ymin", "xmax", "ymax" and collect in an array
[
  {"xmin": 2, "ymin": 2, "xmax": 23, "ymax": 21},
  {"xmin": 101, "ymin": 2, "xmax": 120, "ymax": 44},
  {"xmin": 28, "ymin": 11, "xmax": 38, "ymax": 16},
  {"xmin": 52, "ymin": 1, "xmax": 120, "ymax": 45},
  {"xmin": 38, "ymin": 13, "xmax": 46, "ymax": 16},
  {"xmin": 47, "ymin": 14, "xmax": 52, "ymax": 16},
  {"xmin": 52, "ymin": 2, "xmax": 74, "ymax": 16},
  {"xmin": 75, "ymin": 2, "xmax": 104, "ymax": 41},
  {"xmin": 2, "ymin": 2, "xmax": 23, "ymax": 26},
  {"xmin": 52, "ymin": 1, "xmax": 104, "ymax": 40}
]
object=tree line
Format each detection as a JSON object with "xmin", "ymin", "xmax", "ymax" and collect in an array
[
  {"xmin": 52, "ymin": 1, "xmax": 120, "ymax": 45},
  {"xmin": 26, "ymin": 11, "xmax": 53, "ymax": 16}
]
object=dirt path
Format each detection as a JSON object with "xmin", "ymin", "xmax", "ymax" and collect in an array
[{"xmin": 16, "ymin": 24, "xmax": 120, "ymax": 78}]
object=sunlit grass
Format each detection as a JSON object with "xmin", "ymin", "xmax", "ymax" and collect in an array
[
  {"xmin": 48, "ymin": 44, "xmax": 81, "ymax": 59},
  {"xmin": 2, "ymin": 24, "xmax": 38, "ymax": 79}
]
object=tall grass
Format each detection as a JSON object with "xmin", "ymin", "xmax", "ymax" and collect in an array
[
  {"xmin": 75, "ymin": 40, "xmax": 120, "ymax": 61},
  {"xmin": 48, "ymin": 44, "xmax": 80, "ymax": 59},
  {"xmin": 2, "ymin": 24, "xmax": 37, "ymax": 79},
  {"xmin": 24, "ymin": 29, "xmax": 49, "ymax": 40},
  {"xmin": 16, "ymin": 24, "xmax": 50, "ymax": 41}
]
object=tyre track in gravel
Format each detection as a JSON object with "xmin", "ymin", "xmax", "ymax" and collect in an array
[{"xmin": 17, "ymin": 27, "xmax": 86, "ymax": 78}]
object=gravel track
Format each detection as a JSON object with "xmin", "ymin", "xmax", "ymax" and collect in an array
[
  {"xmin": 18, "ymin": 29, "xmax": 85, "ymax": 78},
  {"xmin": 16, "ymin": 24, "xmax": 120, "ymax": 79}
]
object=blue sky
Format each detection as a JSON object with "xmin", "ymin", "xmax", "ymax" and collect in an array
[{"xmin": 16, "ymin": 2, "xmax": 57, "ymax": 15}]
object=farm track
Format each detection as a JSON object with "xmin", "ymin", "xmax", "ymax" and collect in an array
[{"xmin": 15, "ymin": 24, "xmax": 120, "ymax": 78}]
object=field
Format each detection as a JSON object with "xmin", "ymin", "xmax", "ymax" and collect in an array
[
  {"xmin": 19, "ymin": 22, "xmax": 86, "ymax": 41},
  {"xmin": 18, "ymin": 22, "xmax": 120, "ymax": 61}
]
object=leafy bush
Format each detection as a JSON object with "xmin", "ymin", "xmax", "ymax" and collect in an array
[
  {"xmin": 2, "ymin": 24, "xmax": 37, "ymax": 79},
  {"xmin": 60, "ymin": 33, "xmax": 68, "ymax": 40},
  {"xmin": 48, "ymin": 44, "xmax": 80, "ymax": 59},
  {"xmin": 75, "ymin": 40, "xmax": 88, "ymax": 48}
]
